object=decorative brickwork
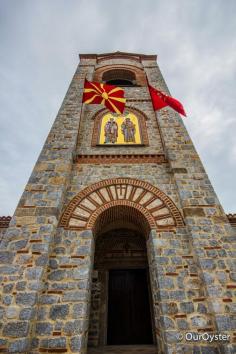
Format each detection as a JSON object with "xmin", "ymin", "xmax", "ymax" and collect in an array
[
  {"xmin": 73, "ymin": 154, "xmax": 166, "ymax": 164},
  {"xmin": 227, "ymin": 213, "xmax": 236, "ymax": 227},
  {"xmin": 0, "ymin": 216, "xmax": 11, "ymax": 228},
  {"xmin": 59, "ymin": 178, "xmax": 184, "ymax": 231}
]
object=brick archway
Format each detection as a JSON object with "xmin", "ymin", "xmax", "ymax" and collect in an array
[
  {"xmin": 93, "ymin": 64, "xmax": 147, "ymax": 86},
  {"xmin": 59, "ymin": 178, "xmax": 184, "ymax": 231}
]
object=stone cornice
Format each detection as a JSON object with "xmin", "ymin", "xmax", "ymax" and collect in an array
[{"xmin": 79, "ymin": 51, "xmax": 157, "ymax": 62}]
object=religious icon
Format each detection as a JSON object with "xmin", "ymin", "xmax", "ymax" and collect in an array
[
  {"xmin": 121, "ymin": 117, "xmax": 136, "ymax": 143},
  {"xmin": 98, "ymin": 112, "xmax": 142, "ymax": 145},
  {"xmin": 104, "ymin": 117, "xmax": 118, "ymax": 144}
]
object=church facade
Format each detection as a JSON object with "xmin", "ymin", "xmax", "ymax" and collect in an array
[{"xmin": 0, "ymin": 52, "xmax": 235, "ymax": 354}]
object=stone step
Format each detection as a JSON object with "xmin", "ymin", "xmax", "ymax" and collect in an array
[{"xmin": 88, "ymin": 345, "xmax": 158, "ymax": 354}]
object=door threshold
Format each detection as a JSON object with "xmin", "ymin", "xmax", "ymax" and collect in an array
[{"xmin": 88, "ymin": 344, "xmax": 157, "ymax": 353}]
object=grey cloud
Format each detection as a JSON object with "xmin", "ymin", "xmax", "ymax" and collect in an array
[{"xmin": 0, "ymin": 0, "xmax": 235, "ymax": 214}]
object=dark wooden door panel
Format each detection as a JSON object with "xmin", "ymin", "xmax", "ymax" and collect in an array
[{"xmin": 107, "ymin": 269, "xmax": 153, "ymax": 345}]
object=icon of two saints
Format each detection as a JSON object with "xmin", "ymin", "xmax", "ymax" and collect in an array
[{"xmin": 104, "ymin": 117, "xmax": 136, "ymax": 144}]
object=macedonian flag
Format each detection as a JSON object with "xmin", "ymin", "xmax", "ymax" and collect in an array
[{"xmin": 82, "ymin": 79, "xmax": 126, "ymax": 114}]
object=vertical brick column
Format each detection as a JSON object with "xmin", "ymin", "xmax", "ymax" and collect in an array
[
  {"xmin": 145, "ymin": 62, "xmax": 236, "ymax": 353},
  {"xmin": 0, "ymin": 61, "xmax": 95, "ymax": 352}
]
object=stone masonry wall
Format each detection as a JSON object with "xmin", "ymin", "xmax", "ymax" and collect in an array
[{"xmin": 144, "ymin": 59, "xmax": 236, "ymax": 353}]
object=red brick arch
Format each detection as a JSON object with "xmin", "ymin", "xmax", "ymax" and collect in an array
[
  {"xmin": 93, "ymin": 64, "xmax": 147, "ymax": 86},
  {"xmin": 59, "ymin": 178, "xmax": 184, "ymax": 231}
]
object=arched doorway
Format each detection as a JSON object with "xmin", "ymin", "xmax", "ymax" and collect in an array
[
  {"xmin": 87, "ymin": 205, "xmax": 155, "ymax": 349},
  {"xmin": 59, "ymin": 178, "xmax": 185, "ymax": 353}
]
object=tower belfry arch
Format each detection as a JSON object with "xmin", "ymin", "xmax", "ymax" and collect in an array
[{"xmin": 0, "ymin": 51, "xmax": 234, "ymax": 354}]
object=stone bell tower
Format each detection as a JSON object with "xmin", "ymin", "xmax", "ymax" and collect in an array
[{"xmin": 0, "ymin": 52, "xmax": 235, "ymax": 354}]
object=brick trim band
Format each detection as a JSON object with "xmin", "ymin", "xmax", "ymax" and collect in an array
[
  {"xmin": 73, "ymin": 154, "xmax": 167, "ymax": 164},
  {"xmin": 0, "ymin": 216, "xmax": 11, "ymax": 228}
]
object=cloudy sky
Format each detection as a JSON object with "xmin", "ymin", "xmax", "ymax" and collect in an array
[{"xmin": 0, "ymin": 0, "xmax": 236, "ymax": 215}]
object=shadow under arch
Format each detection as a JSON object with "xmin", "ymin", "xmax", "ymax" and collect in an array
[{"xmin": 93, "ymin": 203, "xmax": 151, "ymax": 239}]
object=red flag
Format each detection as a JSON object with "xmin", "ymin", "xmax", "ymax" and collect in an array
[
  {"xmin": 82, "ymin": 79, "xmax": 126, "ymax": 114},
  {"xmin": 148, "ymin": 84, "xmax": 186, "ymax": 117}
]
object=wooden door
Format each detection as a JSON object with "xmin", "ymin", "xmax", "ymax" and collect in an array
[{"xmin": 107, "ymin": 269, "xmax": 153, "ymax": 345}]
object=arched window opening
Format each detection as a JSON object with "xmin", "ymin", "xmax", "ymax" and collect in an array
[
  {"xmin": 102, "ymin": 69, "xmax": 136, "ymax": 86},
  {"xmin": 106, "ymin": 78, "xmax": 133, "ymax": 86}
]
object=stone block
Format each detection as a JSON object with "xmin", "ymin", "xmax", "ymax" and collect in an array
[
  {"xmin": 48, "ymin": 269, "xmax": 66, "ymax": 280},
  {"xmin": 35, "ymin": 322, "xmax": 53, "ymax": 335},
  {"xmin": 35, "ymin": 254, "xmax": 48, "ymax": 266},
  {"xmin": 76, "ymin": 245, "xmax": 91, "ymax": 255},
  {"xmin": 64, "ymin": 320, "xmax": 83, "ymax": 335},
  {"xmin": 201, "ymin": 347, "xmax": 220, "ymax": 354},
  {"xmin": 177, "ymin": 318, "xmax": 189, "ymax": 330},
  {"xmin": 25, "ymin": 267, "xmax": 43, "ymax": 280},
  {"xmin": 9, "ymin": 240, "xmax": 28, "ymax": 251},
  {"xmin": 3, "ymin": 283, "xmax": 14, "ymax": 293},
  {"xmin": 16, "ymin": 281, "xmax": 26, "ymax": 291},
  {"xmin": 8, "ymin": 338, "xmax": 30, "ymax": 353},
  {"xmin": 200, "ymin": 259, "xmax": 216, "ymax": 270},
  {"xmin": 0, "ymin": 306, "xmax": 5, "ymax": 320},
  {"xmin": 49, "ymin": 304, "xmax": 69, "ymax": 320},
  {"xmin": 19, "ymin": 308, "xmax": 36, "ymax": 320},
  {"xmin": 6, "ymin": 307, "xmax": 18, "ymax": 319},
  {"xmin": 73, "ymin": 267, "xmax": 90, "ymax": 279},
  {"xmin": 3, "ymin": 295, "xmax": 13, "ymax": 305},
  {"xmin": 62, "ymin": 290, "xmax": 88, "ymax": 302},
  {"xmin": 0, "ymin": 251, "xmax": 14, "ymax": 263},
  {"xmin": 70, "ymin": 335, "xmax": 83, "ymax": 352},
  {"xmin": 0, "ymin": 266, "xmax": 18, "ymax": 274},
  {"xmin": 39, "ymin": 294, "xmax": 59, "ymax": 305},
  {"xmin": 40, "ymin": 337, "xmax": 66, "ymax": 348},
  {"xmin": 165, "ymin": 330, "xmax": 180, "ymax": 343},
  {"xmin": 16, "ymin": 292, "xmax": 37, "ymax": 306},
  {"xmin": 162, "ymin": 302, "xmax": 178, "ymax": 315},
  {"xmin": 72, "ymin": 303, "xmax": 87, "ymax": 318},
  {"xmin": 158, "ymin": 276, "xmax": 174, "ymax": 289},
  {"xmin": 183, "ymin": 208, "xmax": 205, "ymax": 217},
  {"xmin": 215, "ymin": 315, "xmax": 233, "ymax": 331},
  {"xmin": 3, "ymin": 322, "xmax": 29, "ymax": 337},
  {"xmin": 197, "ymin": 303, "xmax": 207, "ymax": 314},
  {"xmin": 172, "ymin": 168, "xmax": 188, "ymax": 173},
  {"xmin": 169, "ymin": 290, "xmax": 186, "ymax": 301},
  {"xmin": 161, "ymin": 316, "xmax": 175, "ymax": 329},
  {"xmin": 190, "ymin": 315, "xmax": 208, "ymax": 327}
]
